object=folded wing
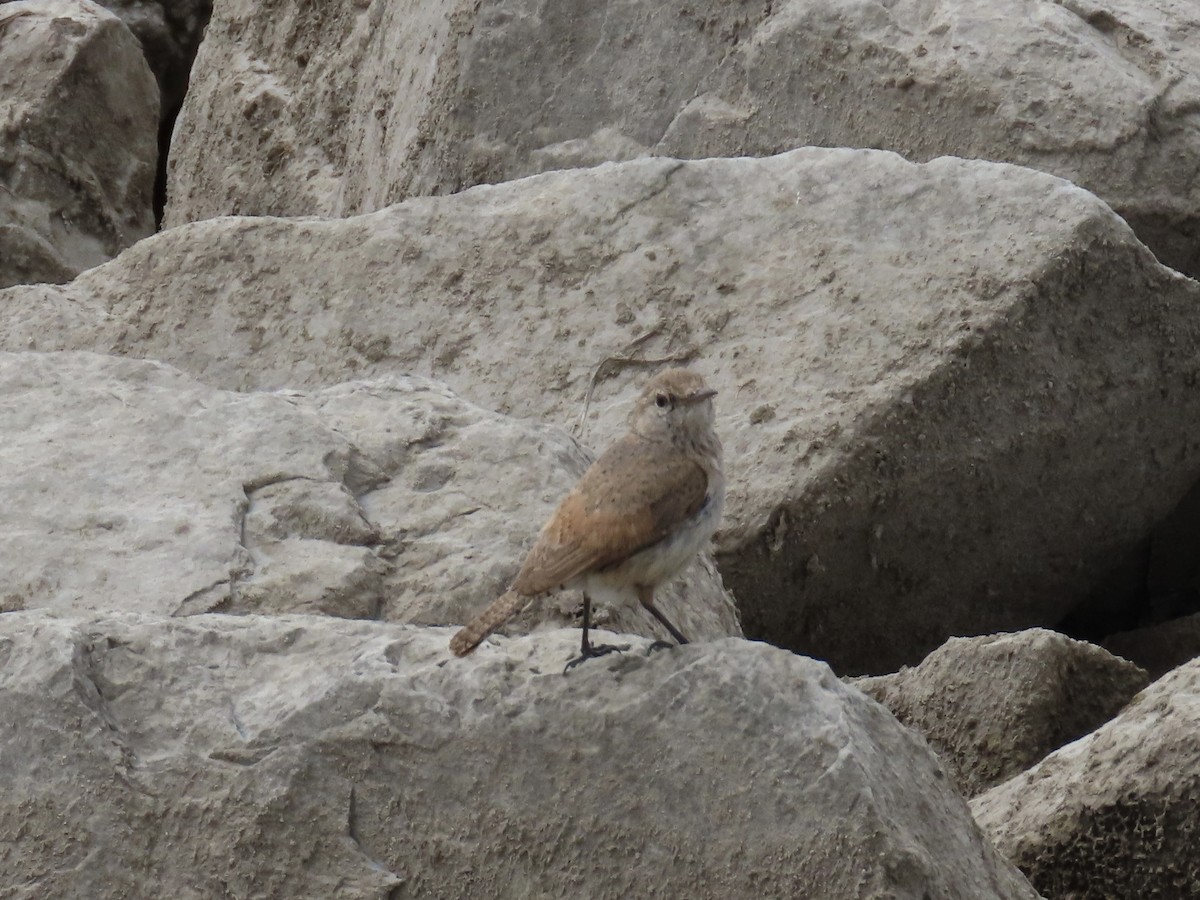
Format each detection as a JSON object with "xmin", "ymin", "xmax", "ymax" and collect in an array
[{"xmin": 513, "ymin": 434, "xmax": 710, "ymax": 594}]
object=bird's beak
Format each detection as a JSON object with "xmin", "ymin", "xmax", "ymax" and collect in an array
[{"xmin": 686, "ymin": 388, "xmax": 718, "ymax": 404}]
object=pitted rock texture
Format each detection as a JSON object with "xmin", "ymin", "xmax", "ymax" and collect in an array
[
  {"xmin": 0, "ymin": 612, "xmax": 1041, "ymax": 899},
  {"xmin": 972, "ymin": 658, "xmax": 1200, "ymax": 899},
  {"xmin": 164, "ymin": 0, "xmax": 1200, "ymax": 278},
  {"xmin": 4, "ymin": 149, "xmax": 1200, "ymax": 672},
  {"xmin": 0, "ymin": 351, "xmax": 739, "ymax": 642},
  {"xmin": 856, "ymin": 630, "xmax": 1148, "ymax": 797},
  {"xmin": 0, "ymin": 0, "xmax": 158, "ymax": 287}
]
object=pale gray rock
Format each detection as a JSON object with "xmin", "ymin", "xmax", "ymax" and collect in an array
[
  {"xmin": 163, "ymin": 0, "xmax": 1200, "ymax": 278},
  {"xmin": 6, "ymin": 149, "xmax": 1200, "ymax": 672},
  {"xmin": 0, "ymin": 0, "xmax": 158, "ymax": 287},
  {"xmin": 972, "ymin": 658, "xmax": 1200, "ymax": 899},
  {"xmin": 855, "ymin": 630, "xmax": 1148, "ymax": 797},
  {"xmin": 0, "ymin": 351, "xmax": 739, "ymax": 642},
  {"xmin": 0, "ymin": 611, "xmax": 1041, "ymax": 899}
]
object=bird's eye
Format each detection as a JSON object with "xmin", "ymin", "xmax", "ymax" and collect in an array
[{"xmin": 655, "ymin": 392, "xmax": 670, "ymax": 409}]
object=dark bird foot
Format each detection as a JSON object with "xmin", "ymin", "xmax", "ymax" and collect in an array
[
  {"xmin": 646, "ymin": 640, "xmax": 677, "ymax": 654},
  {"xmin": 563, "ymin": 643, "xmax": 629, "ymax": 673}
]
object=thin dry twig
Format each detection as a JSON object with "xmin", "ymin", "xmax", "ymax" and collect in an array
[{"xmin": 573, "ymin": 326, "xmax": 697, "ymax": 437}]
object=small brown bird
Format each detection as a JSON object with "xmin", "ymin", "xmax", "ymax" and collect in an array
[{"xmin": 449, "ymin": 367, "xmax": 725, "ymax": 667}]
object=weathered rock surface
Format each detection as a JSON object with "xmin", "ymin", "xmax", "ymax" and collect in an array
[
  {"xmin": 164, "ymin": 0, "xmax": 1200, "ymax": 278},
  {"xmin": 0, "ymin": 351, "xmax": 738, "ymax": 641},
  {"xmin": 856, "ymin": 630, "xmax": 1148, "ymax": 797},
  {"xmin": 972, "ymin": 658, "xmax": 1200, "ymax": 899},
  {"xmin": 6, "ymin": 149, "xmax": 1200, "ymax": 673},
  {"xmin": 0, "ymin": 0, "xmax": 158, "ymax": 288},
  {"xmin": 0, "ymin": 612, "xmax": 1040, "ymax": 899}
]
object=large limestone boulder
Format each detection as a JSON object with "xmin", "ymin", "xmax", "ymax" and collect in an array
[
  {"xmin": 0, "ymin": 0, "xmax": 158, "ymax": 288},
  {"xmin": 972, "ymin": 658, "xmax": 1200, "ymax": 899},
  {"xmin": 164, "ymin": 0, "xmax": 1200, "ymax": 278},
  {"xmin": 0, "ymin": 612, "xmax": 1041, "ymax": 899},
  {"xmin": 0, "ymin": 351, "xmax": 738, "ymax": 641},
  {"xmin": 855, "ymin": 630, "xmax": 1148, "ymax": 797},
  {"xmin": 5, "ymin": 150, "xmax": 1199, "ymax": 673}
]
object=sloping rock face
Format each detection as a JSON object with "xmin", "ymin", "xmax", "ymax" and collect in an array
[
  {"xmin": 0, "ymin": 0, "xmax": 158, "ymax": 287},
  {"xmin": 0, "ymin": 613, "xmax": 1041, "ymax": 899},
  {"xmin": 0, "ymin": 351, "xmax": 739, "ymax": 642},
  {"xmin": 5, "ymin": 149, "xmax": 1199, "ymax": 673},
  {"xmin": 163, "ymin": 0, "xmax": 1200, "ymax": 278},
  {"xmin": 972, "ymin": 658, "xmax": 1200, "ymax": 899},
  {"xmin": 856, "ymin": 630, "xmax": 1148, "ymax": 797}
]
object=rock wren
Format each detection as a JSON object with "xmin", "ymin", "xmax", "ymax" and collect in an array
[{"xmin": 449, "ymin": 367, "xmax": 725, "ymax": 666}]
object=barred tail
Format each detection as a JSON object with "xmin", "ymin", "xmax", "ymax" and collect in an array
[{"xmin": 449, "ymin": 590, "xmax": 528, "ymax": 656}]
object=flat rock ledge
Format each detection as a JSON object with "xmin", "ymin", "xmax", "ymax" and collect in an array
[{"xmin": 0, "ymin": 611, "xmax": 1039, "ymax": 899}]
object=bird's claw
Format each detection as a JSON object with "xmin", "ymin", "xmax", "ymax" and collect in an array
[{"xmin": 563, "ymin": 643, "xmax": 629, "ymax": 673}]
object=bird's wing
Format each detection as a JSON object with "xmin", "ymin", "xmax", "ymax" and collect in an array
[{"xmin": 512, "ymin": 434, "xmax": 711, "ymax": 595}]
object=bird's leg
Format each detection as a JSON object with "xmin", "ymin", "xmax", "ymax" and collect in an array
[
  {"xmin": 564, "ymin": 593, "xmax": 628, "ymax": 672},
  {"xmin": 638, "ymin": 586, "xmax": 689, "ymax": 650}
]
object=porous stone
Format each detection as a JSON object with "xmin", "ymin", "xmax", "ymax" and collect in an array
[
  {"xmin": 972, "ymin": 658, "xmax": 1200, "ymax": 899},
  {"xmin": 0, "ymin": 351, "xmax": 739, "ymax": 642},
  {"xmin": 0, "ymin": 0, "xmax": 158, "ymax": 287},
  {"xmin": 855, "ymin": 629, "xmax": 1148, "ymax": 797},
  {"xmin": 164, "ymin": 0, "xmax": 1200, "ymax": 279},
  {"xmin": 0, "ymin": 612, "xmax": 1041, "ymax": 899},
  {"xmin": 8, "ymin": 149, "xmax": 1200, "ymax": 673}
]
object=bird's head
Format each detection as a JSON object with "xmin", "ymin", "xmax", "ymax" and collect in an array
[{"xmin": 630, "ymin": 367, "xmax": 718, "ymax": 442}]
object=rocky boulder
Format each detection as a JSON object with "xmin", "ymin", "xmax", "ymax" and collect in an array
[
  {"xmin": 5, "ymin": 149, "xmax": 1200, "ymax": 673},
  {"xmin": 972, "ymin": 658, "xmax": 1200, "ymax": 899},
  {"xmin": 164, "ymin": 0, "xmax": 1200, "ymax": 279},
  {"xmin": 0, "ymin": 351, "xmax": 739, "ymax": 641},
  {"xmin": 0, "ymin": 612, "xmax": 1041, "ymax": 899},
  {"xmin": 855, "ymin": 630, "xmax": 1148, "ymax": 797},
  {"xmin": 0, "ymin": 0, "xmax": 158, "ymax": 287}
]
